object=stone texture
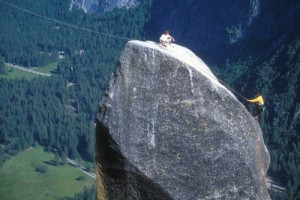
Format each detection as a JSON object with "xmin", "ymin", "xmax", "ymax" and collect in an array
[{"xmin": 96, "ymin": 40, "xmax": 270, "ymax": 200}]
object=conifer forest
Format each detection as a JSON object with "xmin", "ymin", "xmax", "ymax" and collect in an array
[{"xmin": 0, "ymin": 0, "xmax": 300, "ymax": 199}]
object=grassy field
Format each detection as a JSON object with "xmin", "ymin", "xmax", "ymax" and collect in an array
[
  {"xmin": 0, "ymin": 65, "xmax": 41, "ymax": 80},
  {"xmin": 0, "ymin": 61, "xmax": 60, "ymax": 80},
  {"xmin": 32, "ymin": 61, "xmax": 60, "ymax": 74},
  {"xmin": 0, "ymin": 146, "xmax": 95, "ymax": 200}
]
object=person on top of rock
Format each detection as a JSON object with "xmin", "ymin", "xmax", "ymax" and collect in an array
[
  {"xmin": 160, "ymin": 30, "xmax": 175, "ymax": 47},
  {"xmin": 247, "ymin": 92, "xmax": 265, "ymax": 119}
]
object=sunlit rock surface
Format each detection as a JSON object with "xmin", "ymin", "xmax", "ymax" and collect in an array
[{"xmin": 96, "ymin": 40, "xmax": 270, "ymax": 200}]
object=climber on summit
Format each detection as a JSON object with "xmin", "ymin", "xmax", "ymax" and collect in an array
[
  {"xmin": 247, "ymin": 92, "xmax": 265, "ymax": 119},
  {"xmin": 160, "ymin": 30, "xmax": 175, "ymax": 47}
]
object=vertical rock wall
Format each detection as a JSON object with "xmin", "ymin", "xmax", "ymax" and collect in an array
[{"xmin": 96, "ymin": 40, "xmax": 270, "ymax": 200}]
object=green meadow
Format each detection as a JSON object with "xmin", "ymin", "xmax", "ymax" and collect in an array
[
  {"xmin": 0, "ymin": 61, "xmax": 59, "ymax": 80},
  {"xmin": 0, "ymin": 65, "xmax": 41, "ymax": 80},
  {"xmin": 0, "ymin": 146, "xmax": 95, "ymax": 200},
  {"xmin": 32, "ymin": 61, "xmax": 60, "ymax": 74}
]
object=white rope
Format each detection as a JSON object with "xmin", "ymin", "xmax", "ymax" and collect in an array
[
  {"xmin": 0, "ymin": 0, "xmax": 249, "ymax": 100},
  {"xmin": 0, "ymin": 0, "xmax": 132, "ymax": 41}
]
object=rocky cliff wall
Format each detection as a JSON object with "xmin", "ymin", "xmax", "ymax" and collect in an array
[
  {"xmin": 145, "ymin": 0, "xmax": 300, "ymax": 65},
  {"xmin": 70, "ymin": 0, "xmax": 139, "ymax": 12},
  {"xmin": 96, "ymin": 40, "xmax": 270, "ymax": 200}
]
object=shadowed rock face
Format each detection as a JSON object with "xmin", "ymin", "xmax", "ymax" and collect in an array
[
  {"xmin": 145, "ymin": 0, "xmax": 300, "ymax": 65},
  {"xmin": 96, "ymin": 40, "xmax": 270, "ymax": 200}
]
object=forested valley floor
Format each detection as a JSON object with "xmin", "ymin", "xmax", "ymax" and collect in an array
[{"xmin": 0, "ymin": 0, "xmax": 300, "ymax": 199}]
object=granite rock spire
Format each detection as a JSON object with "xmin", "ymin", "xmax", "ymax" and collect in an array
[{"xmin": 96, "ymin": 40, "xmax": 270, "ymax": 200}]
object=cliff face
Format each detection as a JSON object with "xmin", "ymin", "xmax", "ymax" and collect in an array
[
  {"xmin": 97, "ymin": 0, "xmax": 139, "ymax": 12},
  {"xmin": 70, "ymin": 0, "xmax": 99, "ymax": 12},
  {"xmin": 145, "ymin": 0, "xmax": 300, "ymax": 65},
  {"xmin": 70, "ymin": 0, "xmax": 139, "ymax": 12},
  {"xmin": 96, "ymin": 40, "xmax": 270, "ymax": 200}
]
